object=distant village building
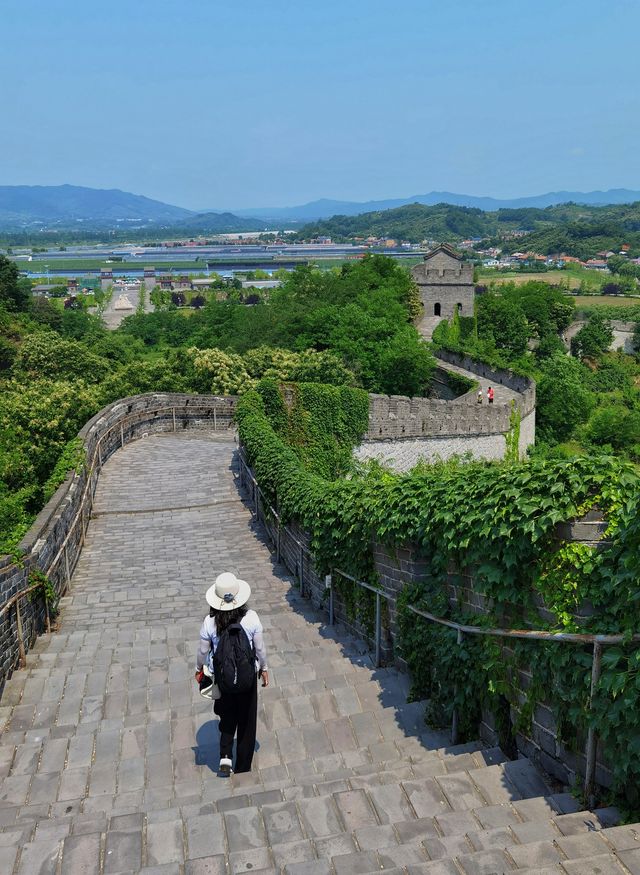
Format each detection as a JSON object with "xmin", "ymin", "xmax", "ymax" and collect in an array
[{"xmin": 411, "ymin": 243, "xmax": 475, "ymax": 323}]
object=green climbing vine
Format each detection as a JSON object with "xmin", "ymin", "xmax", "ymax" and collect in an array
[
  {"xmin": 504, "ymin": 401, "xmax": 521, "ymax": 464},
  {"xmin": 237, "ymin": 383, "xmax": 640, "ymax": 809}
]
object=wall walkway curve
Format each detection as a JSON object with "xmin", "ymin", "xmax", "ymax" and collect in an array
[{"xmin": 0, "ymin": 394, "xmax": 236, "ymax": 696}]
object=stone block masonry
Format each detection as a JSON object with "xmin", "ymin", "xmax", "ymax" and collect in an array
[
  {"xmin": 0, "ymin": 393, "xmax": 236, "ymax": 697},
  {"xmin": 357, "ymin": 350, "xmax": 536, "ymax": 467}
]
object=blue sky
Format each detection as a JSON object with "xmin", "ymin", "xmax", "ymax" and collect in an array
[{"xmin": 1, "ymin": 0, "xmax": 639, "ymax": 210}]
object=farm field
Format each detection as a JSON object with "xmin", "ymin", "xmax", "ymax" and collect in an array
[
  {"xmin": 573, "ymin": 294, "xmax": 640, "ymax": 308},
  {"xmin": 477, "ymin": 269, "xmax": 582, "ymax": 289}
]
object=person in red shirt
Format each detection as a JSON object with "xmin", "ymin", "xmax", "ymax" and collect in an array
[{"xmin": 487, "ymin": 386, "xmax": 494, "ymax": 404}]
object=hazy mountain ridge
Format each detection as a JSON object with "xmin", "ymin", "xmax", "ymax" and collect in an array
[
  {"xmin": 233, "ymin": 189, "xmax": 640, "ymax": 221},
  {"xmin": 0, "ymin": 184, "xmax": 196, "ymax": 225},
  {"xmin": 0, "ymin": 185, "xmax": 268, "ymax": 232},
  {"xmin": 173, "ymin": 211, "xmax": 267, "ymax": 233}
]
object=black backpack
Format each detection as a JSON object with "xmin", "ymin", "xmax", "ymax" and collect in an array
[{"xmin": 213, "ymin": 623, "xmax": 256, "ymax": 694}]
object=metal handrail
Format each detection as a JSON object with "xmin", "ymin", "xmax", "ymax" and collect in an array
[
  {"xmin": 237, "ymin": 448, "xmax": 630, "ymax": 808},
  {"xmin": 406, "ymin": 604, "xmax": 640, "ymax": 646}
]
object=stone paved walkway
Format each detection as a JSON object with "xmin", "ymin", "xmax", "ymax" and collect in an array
[
  {"xmin": 436, "ymin": 361, "xmax": 521, "ymax": 407},
  {"xmin": 0, "ymin": 434, "xmax": 636, "ymax": 875}
]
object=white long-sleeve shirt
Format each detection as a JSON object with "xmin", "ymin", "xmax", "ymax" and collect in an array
[{"xmin": 196, "ymin": 609, "xmax": 268, "ymax": 673}]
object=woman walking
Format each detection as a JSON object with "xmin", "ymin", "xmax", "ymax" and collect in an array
[{"xmin": 195, "ymin": 572, "xmax": 268, "ymax": 775}]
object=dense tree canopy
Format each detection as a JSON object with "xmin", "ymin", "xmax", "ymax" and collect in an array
[{"xmin": 0, "ymin": 255, "xmax": 435, "ymax": 554}]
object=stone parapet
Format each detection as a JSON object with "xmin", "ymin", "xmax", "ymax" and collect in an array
[
  {"xmin": 435, "ymin": 349, "xmax": 536, "ymax": 407},
  {"xmin": 363, "ymin": 353, "xmax": 535, "ymax": 444}
]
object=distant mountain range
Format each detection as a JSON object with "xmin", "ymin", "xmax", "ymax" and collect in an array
[
  {"xmin": 3, "ymin": 183, "xmax": 640, "ymax": 233},
  {"xmin": 0, "ymin": 185, "xmax": 266, "ymax": 232},
  {"xmin": 0, "ymin": 184, "xmax": 193, "ymax": 225},
  {"xmin": 231, "ymin": 189, "xmax": 640, "ymax": 221}
]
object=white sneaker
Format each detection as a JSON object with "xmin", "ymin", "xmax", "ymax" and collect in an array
[{"xmin": 219, "ymin": 757, "xmax": 232, "ymax": 776}]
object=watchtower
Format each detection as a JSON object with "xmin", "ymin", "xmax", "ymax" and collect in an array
[
  {"xmin": 143, "ymin": 266, "xmax": 156, "ymax": 291},
  {"xmin": 411, "ymin": 244, "xmax": 475, "ymax": 325},
  {"xmin": 100, "ymin": 268, "xmax": 113, "ymax": 292}
]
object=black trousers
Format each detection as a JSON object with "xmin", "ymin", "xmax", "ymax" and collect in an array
[{"xmin": 216, "ymin": 675, "xmax": 258, "ymax": 773}]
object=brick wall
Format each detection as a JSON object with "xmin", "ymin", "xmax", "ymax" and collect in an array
[
  {"xmin": 239, "ymin": 449, "xmax": 612, "ymax": 790},
  {"xmin": 0, "ymin": 393, "xmax": 237, "ymax": 697},
  {"xmin": 370, "ymin": 520, "xmax": 613, "ymax": 790}
]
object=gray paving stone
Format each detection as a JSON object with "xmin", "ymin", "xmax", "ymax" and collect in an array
[
  {"xmin": 378, "ymin": 844, "xmax": 429, "ymax": 868},
  {"xmin": 261, "ymin": 801, "xmax": 304, "ymax": 846},
  {"xmin": 332, "ymin": 850, "xmax": 379, "ymax": 874},
  {"xmin": 16, "ymin": 838, "xmax": 62, "ymax": 875},
  {"xmin": 333, "ymin": 789, "xmax": 378, "ymax": 830},
  {"xmin": 103, "ymin": 830, "xmax": 142, "ymax": 873},
  {"xmin": 402, "ymin": 779, "xmax": 451, "ymax": 819},
  {"xmin": 353, "ymin": 822, "xmax": 397, "ymax": 851},
  {"xmin": 139, "ymin": 866, "xmax": 182, "ymax": 875},
  {"xmin": 284, "ymin": 861, "xmax": 331, "ymax": 875},
  {"xmin": 394, "ymin": 816, "xmax": 440, "ymax": 844},
  {"xmin": 147, "ymin": 820, "xmax": 185, "ymax": 866},
  {"xmin": 467, "ymin": 826, "xmax": 514, "ymax": 852},
  {"xmin": 60, "ymin": 833, "xmax": 102, "ymax": 875},
  {"xmin": 554, "ymin": 810, "xmax": 605, "ymax": 836},
  {"xmin": 297, "ymin": 797, "xmax": 344, "ymax": 838},
  {"xmin": 455, "ymin": 848, "xmax": 516, "ymax": 873},
  {"xmin": 367, "ymin": 783, "xmax": 416, "ymax": 824},
  {"xmin": 423, "ymin": 834, "xmax": 474, "ymax": 861},
  {"xmin": 509, "ymin": 838, "xmax": 563, "ymax": 867},
  {"xmin": 467, "ymin": 765, "xmax": 521, "ymax": 805},
  {"xmin": 562, "ymin": 854, "xmax": 626, "ymax": 873},
  {"xmin": 271, "ymin": 839, "xmax": 316, "ymax": 869},
  {"xmin": 224, "ymin": 807, "xmax": 268, "ymax": 852},
  {"xmin": 228, "ymin": 845, "xmax": 273, "ymax": 874},
  {"xmin": 184, "ymin": 856, "xmax": 227, "ymax": 875},
  {"xmin": 0, "ymin": 845, "xmax": 19, "ymax": 873},
  {"xmin": 406, "ymin": 862, "xmax": 460, "ymax": 875},
  {"xmin": 186, "ymin": 813, "xmax": 225, "ymax": 859},
  {"xmin": 556, "ymin": 831, "xmax": 609, "ymax": 858},
  {"xmin": 435, "ymin": 810, "xmax": 480, "ymax": 836},
  {"xmin": 436, "ymin": 773, "xmax": 485, "ymax": 811},
  {"xmin": 510, "ymin": 819, "xmax": 560, "ymax": 843}
]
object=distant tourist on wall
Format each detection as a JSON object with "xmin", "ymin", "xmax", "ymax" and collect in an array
[
  {"xmin": 487, "ymin": 386, "xmax": 494, "ymax": 404},
  {"xmin": 477, "ymin": 389, "xmax": 483, "ymax": 404},
  {"xmin": 195, "ymin": 572, "xmax": 269, "ymax": 775}
]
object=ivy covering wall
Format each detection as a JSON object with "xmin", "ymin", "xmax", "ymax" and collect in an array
[{"xmin": 238, "ymin": 382, "xmax": 640, "ymax": 809}]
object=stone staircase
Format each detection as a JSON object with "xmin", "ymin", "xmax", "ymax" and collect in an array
[{"xmin": 1, "ymin": 433, "xmax": 639, "ymax": 875}]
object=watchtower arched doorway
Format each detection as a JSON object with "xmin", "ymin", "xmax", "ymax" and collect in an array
[
  {"xmin": 434, "ymin": 302, "xmax": 441, "ymax": 316},
  {"xmin": 457, "ymin": 303, "xmax": 463, "ymax": 314}
]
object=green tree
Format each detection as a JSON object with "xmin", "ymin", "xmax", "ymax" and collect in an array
[
  {"xmin": 583, "ymin": 404, "xmax": 640, "ymax": 453},
  {"xmin": 571, "ymin": 314, "xmax": 614, "ymax": 360},
  {"xmin": 536, "ymin": 354, "xmax": 595, "ymax": 442},
  {"xmin": 476, "ymin": 294, "xmax": 529, "ymax": 356},
  {"xmin": 0, "ymin": 256, "xmax": 31, "ymax": 311},
  {"xmin": 13, "ymin": 332, "xmax": 110, "ymax": 383}
]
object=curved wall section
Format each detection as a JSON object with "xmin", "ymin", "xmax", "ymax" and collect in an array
[
  {"xmin": 358, "ymin": 352, "xmax": 536, "ymax": 468},
  {"xmin": 0, "ymin": 393, "xmax": 236, "ymax": 695}
]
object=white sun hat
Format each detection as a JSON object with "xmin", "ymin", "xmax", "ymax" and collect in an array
[{"xmin": 206, "ymin": 572, "xmax": 251, "ymax": 611}]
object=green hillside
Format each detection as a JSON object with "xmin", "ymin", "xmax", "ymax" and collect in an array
[{"xmin": 295, "ymin": 200, "xmax": 640, "ymax": 258}]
